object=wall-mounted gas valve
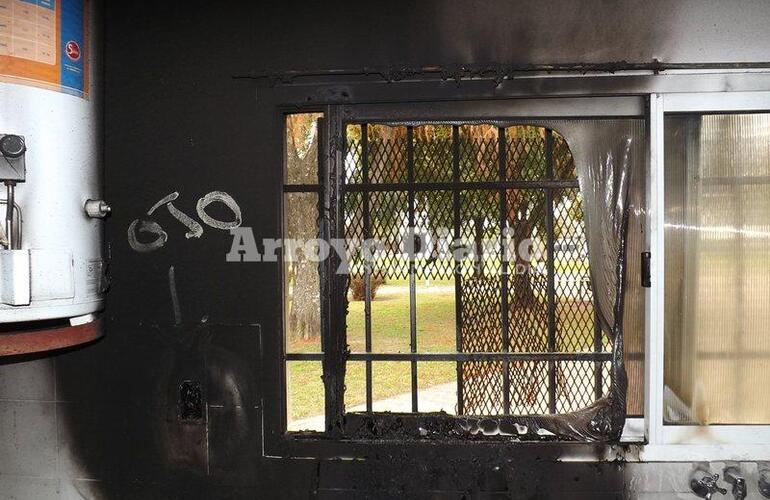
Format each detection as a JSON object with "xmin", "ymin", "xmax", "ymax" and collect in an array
[
  {"xmin": 0, "ymin": 134, "xmax": 28, "ymax": 308},
  {"xmin": 0, "ymin": 134, "xmax": 26, "ymax": 250},
  {"xmin": 0, "ymin": 135, "xmax": 26, "ymax": 159}
]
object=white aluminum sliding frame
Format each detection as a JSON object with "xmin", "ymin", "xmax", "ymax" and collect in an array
[
  {"xmin": 640, "ymin": 90, "xmax": 770, "ymax": 462},
  {"xmin": 644, "ymin": 93, "xmax": 666, "ymax": 448}
]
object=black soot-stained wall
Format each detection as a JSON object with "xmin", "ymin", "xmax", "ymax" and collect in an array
[{"xmin": 2, "ymin": 1, "xmax": 770, "ymax": 499}]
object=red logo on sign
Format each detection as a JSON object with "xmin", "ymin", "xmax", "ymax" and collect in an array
[{"xmin": 65, "ymin": 41, "xmax": 81, "ymax": 61}]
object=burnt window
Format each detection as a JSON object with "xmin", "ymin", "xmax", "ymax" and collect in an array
[{"xmin": 282, "ymin": 113, "xmax": 644, "ymax": 442}]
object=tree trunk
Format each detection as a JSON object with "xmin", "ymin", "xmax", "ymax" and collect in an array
[
  {"xmin": 289, "ymin": 260, "xmax": 321, "ymax": 341},
  {"xmin": 473, "ymin": 216, "xmax": 484, "ymax": 277},
  {"xmin": 286, "ymin": 114, "xmax": 322, "ymax": 342},
  {"xmin": 509, "ymin": 196, "xmax": 540, "ymax": 307}
]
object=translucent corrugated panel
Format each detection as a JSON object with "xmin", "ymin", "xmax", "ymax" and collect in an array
[{"xmin": 664, "ymin": 113, "xmax": 770, "ymax": 425}]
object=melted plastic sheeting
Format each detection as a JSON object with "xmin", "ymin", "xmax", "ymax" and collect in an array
[
  {"xmin": 529, "ymin": 119, "xmax": 645, "ymax": 440},
  {"xmin": 474, "ymin": 119, "xmax": 646, "ymax": 441},
  {"xmin": 481, "ymin": 119, "xmax": 646, "ymax": 441}
]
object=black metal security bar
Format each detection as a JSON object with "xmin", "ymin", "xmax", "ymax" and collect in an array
[
  {"xmin": 452, "ymin": 125, "xmax": 465, "ymax": 415},
  {"xmin": 407, "ymin": 126, "xmax": 419, "ymax": 412},
  {"xmin": 287, "ymin": 352, "xmax": 613, "ymax": 362},
  {"xmin": 544, "ymin": 129, "xmax": 557, "ymax": 414},
  {"xmin": 283, "ymin": 183, "xmax": 322, "ymax": 193},
  {"xmin": 343, "ymin": 180, "xmax": 577, "ymax": 191},
  {"xmin": 362, "ymin": 125, "xmax": 373, "ymax": 412},
  {"xmin": 498, "ymin": 126, "xmax": 511, "ymax": 415}
]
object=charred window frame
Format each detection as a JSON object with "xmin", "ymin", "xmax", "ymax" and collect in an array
[{"xmin": 267, "ymin": 96, "xmax": 647, "ymax": 458}]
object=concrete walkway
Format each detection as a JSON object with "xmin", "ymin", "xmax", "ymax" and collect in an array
[
  {"xmin": 288, "ymin": 361, "xmax": 606, "ymax": 432},
  {"xmin": 288, "ymin": 381, "xmax": 457, "ymax": 431}
]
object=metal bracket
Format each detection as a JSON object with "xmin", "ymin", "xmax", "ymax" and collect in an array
[{"xmin": 641, "ymin": 251, "xmax": 651, "ymax": 288}]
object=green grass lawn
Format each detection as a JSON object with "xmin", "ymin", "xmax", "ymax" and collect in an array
[
  {"xmin": 288, "ymin": 281, "xmax": 458, "ymax": 420},
  {"xmin": 287, "ymin": 278, "xmax": 596, "ymax": 421}
]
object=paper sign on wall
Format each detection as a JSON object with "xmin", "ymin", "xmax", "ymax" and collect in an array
[{"xmin": 0, "ymin": 0, "xmax": 88, "ymax": 98}]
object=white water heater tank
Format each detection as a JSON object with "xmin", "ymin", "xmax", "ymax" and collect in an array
[{"xmin": 0, "ymin": 0, "xmax": 106, "ymax": 354}]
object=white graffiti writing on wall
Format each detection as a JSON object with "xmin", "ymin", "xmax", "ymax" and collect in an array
[{"xmin": 128, "ymin": 191, "xmax": 242, "ymax": 253}]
